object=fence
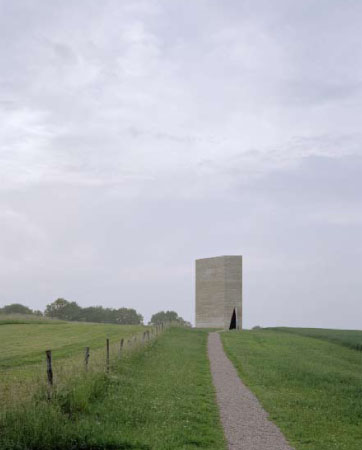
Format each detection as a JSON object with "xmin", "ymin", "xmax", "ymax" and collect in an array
[
  {"xmin": 44, "ymin": 322, "xmax": 168, "ymax": 399},
  {"xmin": 0, "ymin": 322, "xmax": 172, "ymax": 410}
]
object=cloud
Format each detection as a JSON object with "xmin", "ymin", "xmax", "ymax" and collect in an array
[{"xmin": 0, "ymin": 0, "xmax": 361, "ymax": 327}]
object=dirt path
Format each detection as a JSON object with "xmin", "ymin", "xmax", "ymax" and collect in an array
[{"xmin": 208, "ymin": 332, "xmax": 293, "ymax": 450}]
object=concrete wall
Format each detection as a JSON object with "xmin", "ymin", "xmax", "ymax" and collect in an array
[{"xmin": 195, "ymin": 255, "xmax": 242, "ymax": 329}]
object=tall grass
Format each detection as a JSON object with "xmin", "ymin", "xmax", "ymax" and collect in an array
[
  {"xmin": 0, "ymin": 328, "xmax": 225, "ymax": 450},
  {"xmin": 0, "ymin": 324, "xmax": 154, "ymax": 412}
]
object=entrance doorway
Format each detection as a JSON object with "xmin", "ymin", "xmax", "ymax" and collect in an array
[{"xmin": 229, "ymin": 308, "xmax": 236, "ymax": 330}]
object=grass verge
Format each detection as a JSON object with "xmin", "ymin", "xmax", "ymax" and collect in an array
[
  {"xmin": 0, "ymin": 327, "xmax": 226, "ymax": 450},
  {"xmin": 221, "ymin": 329, "xmax": 362, "ymax": 450}
]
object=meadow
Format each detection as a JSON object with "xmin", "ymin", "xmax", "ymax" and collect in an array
[
  {"xmin": 0, "ymin": 314, "xmax": 145, "ymax": 410},
  {"xmin": 273, "ymin": 326, "xmax": 362, "ymax": 351},
  {"xmin": 0, "ymin": 327, "xmax": 225, "ymax": 450},
  {"xmin": 0, "ymin": 314, "xmax": 143, "ymax": 370},
  {"xmin": 222, "ymin": 328, "xmax": 362, "ymax": 450},
  {"xmin": 3, "ymin": 316, "xmax": 362, "ymax": 449}
]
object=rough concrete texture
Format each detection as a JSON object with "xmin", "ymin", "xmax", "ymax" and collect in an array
[
  {"xmin": 195, "ymin": 255, "xmax": 242, "ymax": 329},
  {"xmin": 208, "ymin": 332, "xmax": 293, "ymax": 450}
]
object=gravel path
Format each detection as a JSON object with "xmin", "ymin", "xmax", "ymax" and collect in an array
[{"xmin": 208, "ymin": 332, "xmax": 293, "ymax": 450}]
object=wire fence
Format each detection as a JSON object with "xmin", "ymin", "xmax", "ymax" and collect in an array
[{"xmin": 0, "ymin": 322, "xmax": 173, "ymax": 412}]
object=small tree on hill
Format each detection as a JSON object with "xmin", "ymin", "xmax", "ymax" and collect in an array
[
  {"xmin": 116, "ymin": 308, "xmax": 143, "ymax": 325},
  {"xmin": 45, "ymin": 298, "xmax": 82, "ymax": 321},
  {"xmin": 149, "ymin": 310, "xmax": 190, "ymax": 326},
  {"xmin": 0, "ymin": 303, "xmax": 33, "ymax": 315}
]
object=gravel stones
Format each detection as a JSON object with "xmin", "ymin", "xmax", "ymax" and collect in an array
[{"xmin": 208, "ymin": 332, "xmax": 293, "ymax": 450}]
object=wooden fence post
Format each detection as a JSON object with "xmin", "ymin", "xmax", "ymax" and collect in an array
[
  {"xmin": 46, "ymin": 350, "xmax": 53, "ymax": 386},
  {"xmin": 106, "ymin": 339, "xmax": 110, "ymax": 373},
  {"xmin": 84, "ymin": 347, "xmax": 90, "ymax": 371},
  {"xmin": 46, "ymin": 350, "xmax": 53, "ymax": 400},
  {"xmin": 120, "ymin": 338, "xmax": 124, "ymax": 355}
]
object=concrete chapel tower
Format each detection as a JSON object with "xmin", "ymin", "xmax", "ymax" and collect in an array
[{"xmin": 195, "ymin": 255, "xmax": 242, "ymax": 329}]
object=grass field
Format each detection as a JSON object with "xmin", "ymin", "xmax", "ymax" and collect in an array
[
  {"xmin": 0, "ymin": 314, "xmax": 145, "ymax": 411},
  {"xmin": 0, "ymin": 327, "xmax": 226, "ymax": 450},
  {"xmin": 274, "ymin": 327, "xmax": 362, "ymax": 351},
  {"xmin": 221, "ymin": 328, "xmax": 362, "ymax": 450},
  {"xmin": 0, "ymin": 314, "xmax": 57, "ymax": 325},
  {"xmin": 3, "ymin": 316, "xmax": 362, "ymax": 449},
  {"xmin": 0, "ymin": 314, "xmax": 143, "ymax": 370}
]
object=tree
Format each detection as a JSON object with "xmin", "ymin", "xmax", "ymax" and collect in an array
[
  {"xmin": 45, "ymin": 298, "xmax": 82, "ymax": 321},
  {"xmin": 44, "ymin": 298, "xmax": 144, "ymax": 325},
  {"xmin": 79, "ymin": 306, "xmax": 143, "ymax": 324},
  {"xmin": 149, "ymin": 310, "xmax": 189, "ymax": 326},
  {"xmin": 0, "ymin": 303, "xmax": 33, "ymax": 315},
  {"xmin": 116, "ymin": 308, "xmax": 143, "ymax": 325},
  {"xmin": 80, "ymin": 306, "xmax": 106, "ymax": 323}
]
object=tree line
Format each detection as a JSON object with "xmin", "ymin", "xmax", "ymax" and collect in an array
[{"xmin": 0, "ymin": 300, "xmax": 190, "ymax": 326}]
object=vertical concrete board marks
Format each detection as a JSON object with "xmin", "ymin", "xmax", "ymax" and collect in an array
[
  {"xmin": 224, "ymin": 256, "xmax": 242, "ymax": 329},
  {"xmin": 195, "ymin": 255, "xmax": 242, "ymax": 329}
]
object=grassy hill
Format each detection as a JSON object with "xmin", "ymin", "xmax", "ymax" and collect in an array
[
  {"xmin": 0, "ymin": 327, "xmax": 225, "ymax": 450},
  {"xmin": 3, "ymin": 318, "xmax": 362, "ymax": 449},
  {"xmin": 0, "ymin": 314, "xmax": 143, "ymax": 370},
  {"xmin": 222, "ymin": 328, "xmax": 362, "ymax": 450},
  {"xmin": 273, "ymin": 326, "xmax": 362, "ymax": 351},
  {"xmin": 0, "ymin": 314, "xmax": 145, "ymax": 411}
]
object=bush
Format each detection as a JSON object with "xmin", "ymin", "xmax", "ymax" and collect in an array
[{"xmin": 0, "ymin": 304, "xmax": 34, "ymax": 315}]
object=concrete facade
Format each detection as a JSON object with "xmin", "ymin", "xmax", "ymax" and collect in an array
[{"xmin": 195, "ymin": 255, "xmax": 242, "ymax": 329}]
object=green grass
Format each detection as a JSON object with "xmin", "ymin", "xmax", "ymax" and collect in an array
[
  {"xmin": 0, "ymin": 316, "xmax": 143, "ymax": 370},
  {"xmin": 221, "ymin": 329, "xmax": 362, "ymax": 450},
  {"xmin": 273, "ymin": 327, "xmax": 362, "ymax": 351},
  {"xmin": 0, "ymin": 328, "xmax": 226, "ymax": 450},
  {"xmin": 0, "ymin": 315, "xmax": 145, "ymax": 410},
  {"xmin": 0, "ymin": 314, "xmax": 62, "ymax": 325}
]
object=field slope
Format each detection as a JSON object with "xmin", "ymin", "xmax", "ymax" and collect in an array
[
  {"xmin": 0, "ymin": 314, "xmax": 145, "ymax": 410},
  {"xmin": 1, "ymin": 327, "xmax": 226, "ymax": 450},
  {"xmin": 222, "ymin": 328, "xmax": 362, "ymax": 450},
  {"xmin": 0, "ymin": 314, "xmax": 143, "ymax": 370},
  {"xmin": 273, "ymin": 327, "xmax": 362, "ymax": 351}
]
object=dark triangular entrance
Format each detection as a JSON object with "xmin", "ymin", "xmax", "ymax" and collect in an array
[{"xmin": 229, "ymin": 308, "xmax": 236, "ymax": 330}]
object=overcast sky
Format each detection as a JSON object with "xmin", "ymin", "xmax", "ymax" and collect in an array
[{"xmin": 1, "ymin": 0, "xmax": 361, "ymax": 328}]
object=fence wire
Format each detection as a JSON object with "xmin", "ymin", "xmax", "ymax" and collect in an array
[{"xmin": 0, "ymin": 323, "xmax": 172, "ymax": 414}]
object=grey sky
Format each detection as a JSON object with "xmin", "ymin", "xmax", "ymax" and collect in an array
[{"xmin": 0, "ymin": 0, "xmax": 361, "ymax": 327}]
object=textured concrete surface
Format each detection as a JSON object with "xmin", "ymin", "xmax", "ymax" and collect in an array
[
  {"xmin": 208, "ymin": 332, "xmax": 293, "ymax": 450},
  {"xmin": 195, "ymin": 255, "xmax": 242, "ymax": 329}
]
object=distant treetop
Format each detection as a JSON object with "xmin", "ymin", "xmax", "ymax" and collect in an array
[
  {"xmin": 149, "ymin": 310, "xmax": 191, "ymax": 327},
  {"xmin": 0, "ymin": 303, "xmax": 36, "ymax": 315},
  {"xmin": 44, "ymin": 298, "xmax": 143, "ymax": 325}
]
